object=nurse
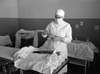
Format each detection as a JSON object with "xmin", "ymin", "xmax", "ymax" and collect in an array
[{"xmin": 41, "ymin": 9, "xmax": 72, "ymax": 73}]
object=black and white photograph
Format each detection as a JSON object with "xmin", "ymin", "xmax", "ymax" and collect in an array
[{"xmin": 0, "ymin": 0, "xmax": 100, "ymax": 74}]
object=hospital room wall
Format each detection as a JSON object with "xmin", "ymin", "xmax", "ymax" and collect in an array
[
  {"xmin": 0, "ymin": 0, "xmax": 19, "ymax": 46},
  {"xmin": 0, "ymin": 0, "xmax": 100, "ymax": 49},
  {"xmin": 17, "ymin": 0, "xmax": 100, "ymax": 49},
  {"xmin": 19, "ymin": 18, "xmax": 100, "ymax": 48}
]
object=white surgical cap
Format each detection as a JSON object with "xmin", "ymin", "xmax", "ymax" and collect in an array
[{"xmin": 56, "ymin": 9, "xmax": 65, "ymax": 18}]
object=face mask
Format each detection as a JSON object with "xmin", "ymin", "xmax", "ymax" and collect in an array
[{"xmin": 55, "ymin": 18, "xmax": 62, "ymax": 23}]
